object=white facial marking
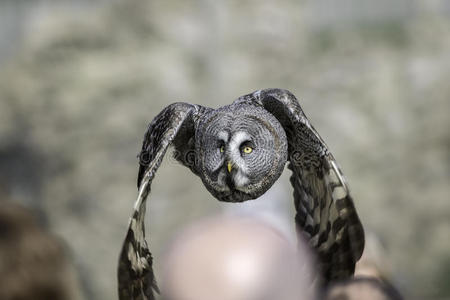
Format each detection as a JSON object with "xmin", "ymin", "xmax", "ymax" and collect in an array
[
  {"xmin": 228, "ymin": 131, "xmax": 250, "ymax": 174},
  {"xmin": 218, "ymin": 130, "xmax": 229, "ymax": 143},
  {"xmin": 233, "ymin": 170, "xmax": 250, "ymax": 187},
  {"xmin": 228, "ymin": 131, "xmax": 250, "ymax": 151},
  {"xmin": 227, "ymin": 131, "xmax": 251, "ymax": 188}
]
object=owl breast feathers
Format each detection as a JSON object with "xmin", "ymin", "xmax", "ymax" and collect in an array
[{"xmin": 118, "ymin": 88, "xmax": 365, "ymax": 300}]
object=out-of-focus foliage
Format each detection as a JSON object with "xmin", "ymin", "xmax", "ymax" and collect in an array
[{"xmin": 0, "ymin": 1, "xmax": 449, "ymax": 299}]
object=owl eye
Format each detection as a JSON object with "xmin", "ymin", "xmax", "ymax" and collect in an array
[
  {"xmin": 220, "ymin": 145, "xmax": 225, "ymax": 153},
  {"xmin": 242, "ymin": 146, "xmax": 253, "ymax": 154}
]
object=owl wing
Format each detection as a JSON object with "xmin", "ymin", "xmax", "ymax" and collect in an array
[
  {"xmin": 118, "ymin": 102, "xmax": 199, "ymax": 300},
  {"xmin": 237, "ymin": 88, "xmax": 364, "ymax": 283}
]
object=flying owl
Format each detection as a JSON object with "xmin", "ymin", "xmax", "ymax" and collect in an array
[{"xmin": 118, "ymin": 88, "xmax": 365, "ymax": 300}]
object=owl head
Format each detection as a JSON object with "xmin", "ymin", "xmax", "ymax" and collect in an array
[{"xmin": 194, "ymin": 104, "xmax": 288, "ymax": 202}]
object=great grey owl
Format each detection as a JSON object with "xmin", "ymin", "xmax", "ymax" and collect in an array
[{"xmin": 118, "ymin": 88, "xmax": 365, "ymax": 300}]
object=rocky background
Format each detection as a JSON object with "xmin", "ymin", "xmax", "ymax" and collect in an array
[{"xmin": 0, "ymin": 0, "xmax": 449, "ymax": 299}]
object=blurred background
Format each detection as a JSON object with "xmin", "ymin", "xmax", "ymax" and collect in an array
[{"xmin": 0, "ymin": 0, "xmax": 449, "ymax": 299}]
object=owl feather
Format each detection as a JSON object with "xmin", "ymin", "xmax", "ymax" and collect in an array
[{"xmin": 118, "ymin": 102, "xmax": 199, "ymax": 300}]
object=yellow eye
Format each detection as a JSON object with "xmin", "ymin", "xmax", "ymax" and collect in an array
[
  {"xmin": 220, "ymin": 146, "xmax": 225, "ymax": 153},
  {"xmin": 243, "ymin": 146, "xmax": 253, "ymax": 154}
]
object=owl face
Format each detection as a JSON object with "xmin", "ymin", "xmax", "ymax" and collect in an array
[{"xmin": 196, "ymin": 105, "xmax": 288, "ymax": 202}]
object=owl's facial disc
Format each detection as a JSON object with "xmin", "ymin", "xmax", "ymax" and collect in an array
[{"xmin": 197, "ymin": 105, "xmax": 288, "ymax": 203}]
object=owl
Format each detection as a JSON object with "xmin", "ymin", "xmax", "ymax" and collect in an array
[{"xmin": 118, "ymin": 89, "xmax": 365, "ymax": 300}]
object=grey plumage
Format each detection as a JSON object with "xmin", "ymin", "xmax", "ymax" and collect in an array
[{"xmin": 118, "ymin": 89, "xmax": 365, "ymax": 300}]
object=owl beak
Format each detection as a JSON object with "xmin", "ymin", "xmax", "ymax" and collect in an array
[{"xmin": 227, "ymin": 162, "xmax": 233, "ymax": 173}]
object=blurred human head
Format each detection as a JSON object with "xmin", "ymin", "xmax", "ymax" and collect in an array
[
  {"xmin": 323, "ymin": 277, "xmax": 403, "ymax": 300},
  {"xmin": 0, "ymin": 202, "xmax": 81, "ymax": 300},
  {"xmin": 161, "ymin": 215, "xmax": 317, "ymax": 300}
]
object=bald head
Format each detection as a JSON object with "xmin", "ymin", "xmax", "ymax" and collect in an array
[{"xmin": 161, "ymin": 216, "xmax": 316, "ymax": 300}]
